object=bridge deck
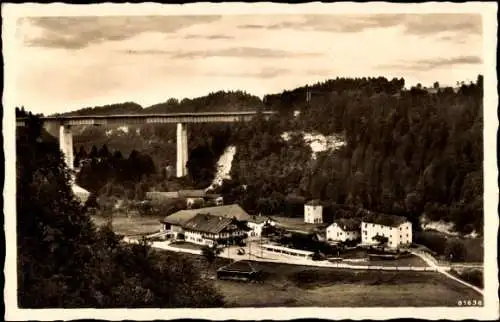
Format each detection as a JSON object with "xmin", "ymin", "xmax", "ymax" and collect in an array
[{"xmin": 16, "ymin": 111, "xmax": 276, "ymax": 126}]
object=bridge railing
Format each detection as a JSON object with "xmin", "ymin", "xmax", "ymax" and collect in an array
[{"xmin": 16, "ymin": 111, "xmax": 277, "ymax": 126}]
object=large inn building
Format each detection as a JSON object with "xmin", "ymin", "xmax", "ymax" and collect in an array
[
  {"xmin": 325, "ymin": 213, "xmax": 412, "ymax": 249},
  {"xmin": 361, "ymin": 213, "xmax": 412, "ymax": 248},
  {"xmin": 161, "ymin": 204, "xmax": 269, "ymax": 246}
]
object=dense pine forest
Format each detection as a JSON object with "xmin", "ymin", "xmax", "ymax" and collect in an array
[{"xmin": 225, "ymin": 76, "xmax": 483, "ymax": 236}]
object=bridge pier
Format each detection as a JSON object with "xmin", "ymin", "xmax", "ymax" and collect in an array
[
  {"xmin": 55, "ymin": 122, "xmax": 189, "ymax": 177},
  {"xmin": 18, "ymin": 111, "xmax": 277, "ymax": 179},
  {"xmin": 176, "ymin": 123, "xmax": 188, "ymax": 177},
  {"xmin": 59, "ymin": 125, "xmax": 74, "ymax": 170}
]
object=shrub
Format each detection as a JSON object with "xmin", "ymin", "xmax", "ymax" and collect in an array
[
  {"xmin": 444, "ymin": 239, "xmax": 467, "ymax": 262},
  {"xmin": 449, "ymin": 269, "xmax": 483, "ymax": 288},
  {"xmin": 415, "ymin": 231, "xmax": 447, "ymax": 255}
]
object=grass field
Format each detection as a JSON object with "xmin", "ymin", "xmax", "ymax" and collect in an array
[
  {"xmin": 91, "ymin": 215, "xmax": 162, "ymax": 236},
  {"xmin": 154, "ymin": 249, "xmax": 482, "ymax": 307},
  {"xmin": 345, "ymin": 256, "xmax": 428, "ymax": 267},
  {"xmin": 271, "ymin": 215, "xmax": 324, "ymax": 233},
  {"xmin": 215, "ymin": 261, "xmax": 482, "ymax": 307},
  {"xmin": 337, "ymin": 248, "xmax": 428, "ymax": 267}
]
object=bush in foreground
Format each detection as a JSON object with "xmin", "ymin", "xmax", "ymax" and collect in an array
[{"xmin": 449, "ymin": 269, "xmax": 483, "ymax": 289}]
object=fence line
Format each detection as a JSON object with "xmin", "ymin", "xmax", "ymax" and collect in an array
[{"xmin": 124, "ymin": 237, "xmax": 441, "ymax": 272}]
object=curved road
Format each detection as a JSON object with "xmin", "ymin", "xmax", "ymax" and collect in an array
[
  {"xmin": 123, "ymin": 237, "xmax": 483, "ymax": 296},
  {"xmin": 409, "ymin": 250, "xmax": 484, "ymax": 296}
]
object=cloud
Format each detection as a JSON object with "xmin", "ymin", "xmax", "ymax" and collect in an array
[
  {"xmin": 236, "ymin": 15, "xmax": 403, "ymax": 32},
  {"xmin": 22, "ymin": 15, "xmax": 221, "ymax": 49},
  {"xmin": 236, "ymin": 14, "xmax": 482, "ymax": 35},
  {"xmin": 402, "ymin": 14, "xmax": 482, "ymax": 35},
  {"xmin": 184, "ymin": 34, "xmax": 233, "ymax": 40},
  {"xmin": 22, "ymin": 14, "xmax": 482, "ymax": 51},
  {"xmin": 120, "ymin": 49, "xmax": 174, "ymax": 55},
  {"xmin": 379, "ymin": 55, "xmax": 483, "ymax": 71},
  {"xmin": 207, "ymin": 67, "xmax": 290, "ymax": 79},
  {"xmin": 173, "ymin": 47, "xmax": 320, "ymax": 59},
  {"xmin": 438, "ymin": 34, "xmax": 467, "ymax": 44},
  {"xmin": 121, "ymin": 46, "xmax": 321, "ymax": 59}
]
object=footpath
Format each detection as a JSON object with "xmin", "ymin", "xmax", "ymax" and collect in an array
[{"xmin": 410, "ymin": 250, "xmax": 484, "ymax": 296}]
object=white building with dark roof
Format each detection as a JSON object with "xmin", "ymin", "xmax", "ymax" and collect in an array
[
  {"xmin": 326, "ymin": 218, "xmax": 361, "ymax": 242},
  {"xmin": 246, "ymin": 215, "xmax": 276, "ymax": 240},
  {"xmin": 304, "ymin": 199, "xmax": 323, "ymax": 224},
  {"xmin": 361, "ymin": 213, "xmax": 412, "ymax": 249},
  {"xmin": 161, "ymin": 204, "xmax": 251, "ymax": 246}
]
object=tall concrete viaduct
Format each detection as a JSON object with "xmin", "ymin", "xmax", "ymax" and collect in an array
[{"xmin": 16, "ymin": 111, "xmax": 276, "ymax": 177}]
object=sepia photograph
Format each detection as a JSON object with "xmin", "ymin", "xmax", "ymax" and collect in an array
[{"xmin": 2, "ymin": 2, "xmax": 498, "ymax": 321}]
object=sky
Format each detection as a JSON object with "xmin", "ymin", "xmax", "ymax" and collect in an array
[{"xmin": 13, "ymin": 13, "xmax": 483, "ymax": 114}]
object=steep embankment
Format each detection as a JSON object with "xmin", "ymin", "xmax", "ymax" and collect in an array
[
  {"xmin": 206, "ymin": 145, "xmax": 237, "ymax": 191},
  {"xmin": 205, "ymin": 130, "xmax": 346, "ymax": 192},
  {"xmin": 281, "ymin": 131, "xmax": 345, "ymax": 160}
]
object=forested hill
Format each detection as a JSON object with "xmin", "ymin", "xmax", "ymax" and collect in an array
[
  {"xmin": 52, "ymin": 90, "xmax": 265, "ymax": 117},
  {"xmin": 26, "ymin": 75, "xmax": 483, "ymax": 236},
  {"xmin": 263, "ymin": 76, "xmax": 406, "ymax": 111},
  {"xmin": 222, "ymin": 75, "xmax": 483, "ymax": 236}
]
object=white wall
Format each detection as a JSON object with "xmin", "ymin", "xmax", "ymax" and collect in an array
[
  {"xmin": 304, "ymin": 205, "xmax": 323, "ymax": 223},
  {"xmin": 184, "ymin": 229, "xmax": 248, "ymax": 245},
  {"xmin": 185, "ymin": 230, "xmax": 216, "ymax": 246},
  {"xmin": 397, "ymin": 221, "xmax": 413, "ymax": 245},
  {"xmin": 247, "ymin": 219, "xmax": 275, "ymax": 240},
  {"xmin": 162, "ymin": 224, "xmax": 184, "ymax": 233},
  {"xmin": 247, "ymin": 222, "xmax": 264, "ymax": 240},
  {"xmin": 361, "ymin": 221, "xmax": 412, "ymax": 248},
  {"xmin": 326, "ymin": 223, "xmax": 360, "ymax": 241}
]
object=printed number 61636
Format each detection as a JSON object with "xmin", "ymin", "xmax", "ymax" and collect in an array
[{"xmin": 458, "ymin": 299, "xmax": 482, "ymax": 306}]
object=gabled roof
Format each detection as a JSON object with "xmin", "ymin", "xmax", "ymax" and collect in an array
[
  {"xmin": 162, "ymin": 204, "xmax": 251, "ymax": 224},
  {"xmin": 162, "ymin": 210, "xmax": 199, "ymax": 226},
  {"xmin": 306, "ymin": 199, "xmax": 322, "ymax": 206},
  {"xmin": 285, "ymin": 194, "xmax": 306, "ymax": 203},
  {"xmin": 183, "ymin": 213, "xmax": 234, "ymax": 234},
  {"xmin": 248, "ymin": 215, "xmax": 274, "ymax": 224},
  {"xmin": 178, "ymin": 189, "xmax": 206, "ymax": 198},
  {"xmin": 205, "ymin": 193, "xmax": 222, "ymax": 199},
  {"xmin": 331, "ymin": 218, "xmax": 361, "ymax": 231},
  {"xmin": 146, "ymin": 191, "xmax": 179, "ymax": 199},
  {"xmin": 362, "ymin": 213, "xmax": 409, "ymax": 227}
]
